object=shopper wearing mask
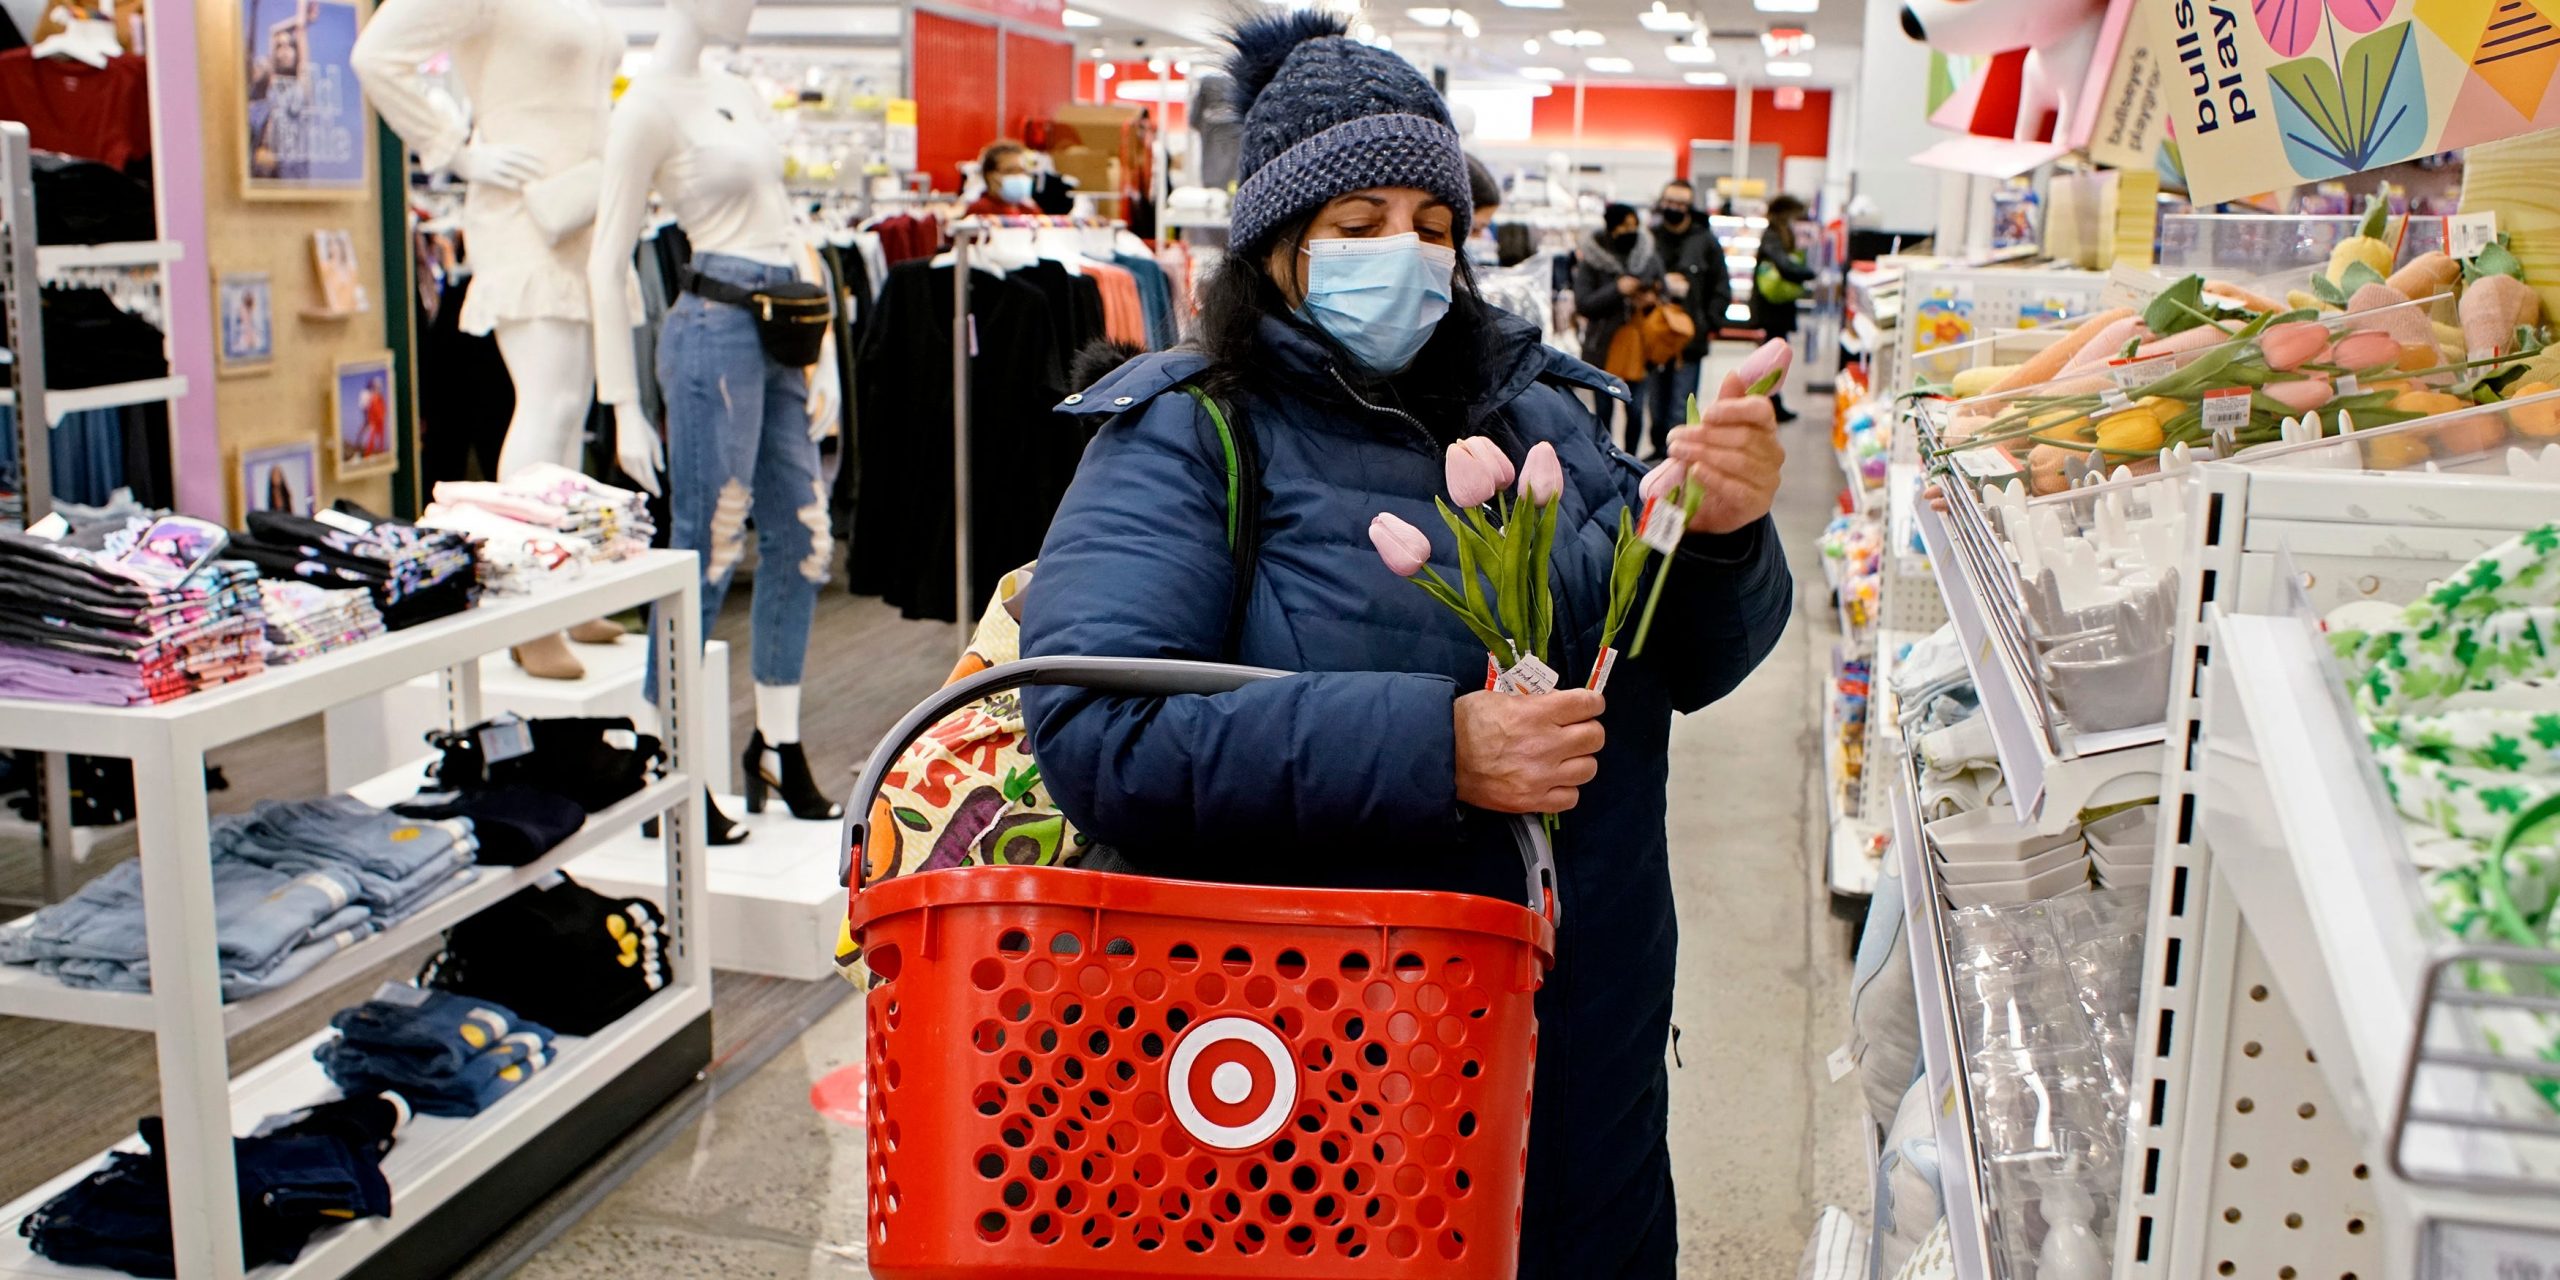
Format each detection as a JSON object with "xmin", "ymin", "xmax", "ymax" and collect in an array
[
  {"xmin": 1574, "ymin": 202, "xmax": 1664, "ymax": 450},
  {"xmin": 1752, "ymin": 193, "xmax": 1818, "ymax": 423},
  {"xmin": 1019, "ymin": 11, "xmax": 1793, "ymax": 1278},
  {"xmin": 965, "ymin": 139, "xmax": 1039, "ymax": 216},
  {"xmin": 1645, "ymin": 179, "xmax": 1730, "ymax": 459}
]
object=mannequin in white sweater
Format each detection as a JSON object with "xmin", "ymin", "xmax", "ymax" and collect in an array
[
  {"xmin": 352, "ymin": 0, "xmax": 626, "ymax": 677},
  {"xmin": 590, "ymin": 0, "xmax": 841, "ymax": 832}
]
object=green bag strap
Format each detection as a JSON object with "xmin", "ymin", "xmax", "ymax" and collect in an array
[{"xmin": 1184, "ymin": 385, "xmax": 1243, "ymax": 551}]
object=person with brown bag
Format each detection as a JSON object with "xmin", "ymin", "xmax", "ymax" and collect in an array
[{"xmin": 1573, "ymin": 202, "xmax": 1663, "ymax": 451}]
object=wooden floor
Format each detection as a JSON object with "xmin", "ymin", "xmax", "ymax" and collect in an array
[{"xmin": 0, "ymin": 556, "xmax": 954, "ymax": 1205}]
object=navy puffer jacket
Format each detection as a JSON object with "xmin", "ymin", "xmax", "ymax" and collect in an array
[{"xmin": 1020, "ymin": 303, "xmax": 1791, "ymax": 1277}]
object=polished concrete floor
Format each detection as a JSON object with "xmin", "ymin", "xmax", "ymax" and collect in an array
[{"xmin": 510, "ymin": 363, "xmax": 1871, "ymax": 1278}]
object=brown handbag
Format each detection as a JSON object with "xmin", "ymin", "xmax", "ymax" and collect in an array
[
  {"xmin": 1636, "ymin": 295, "xmax": 1697, "ymax": 365},
  {"xmin": 1603, "ymin": 320, "xmax": 1650, "ymax": 382}
]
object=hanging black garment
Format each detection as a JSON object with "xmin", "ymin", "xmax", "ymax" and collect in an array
[{"xmin": 416, "ymin": 273, "xmax": 514, "ymax": 486}]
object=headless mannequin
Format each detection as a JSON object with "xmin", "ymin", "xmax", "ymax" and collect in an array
[
  {"xmin": 351, "ymin": 0, "xmax": 626, "ymax": 676},
  {"xmin": 590, "ymin": 0, "xmax": 838, "ymax": 823}
]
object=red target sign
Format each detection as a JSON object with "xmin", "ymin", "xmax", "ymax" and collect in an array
[{"xmin": 1166, "ymin": 1015, "xmax": 1295, "ymax": 1150}]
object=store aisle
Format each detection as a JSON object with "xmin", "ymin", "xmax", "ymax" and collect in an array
[{"xmin": 508, "ymin": 367, "xmax": 1867, "ymax": 1279}]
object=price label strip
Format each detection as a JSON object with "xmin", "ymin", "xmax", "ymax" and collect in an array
[
  {"xmin": 2107, "ymin": 355, "xmax": 2177, "ymax": 391},
  {"xmin": 2426, "ymin": 1219, "xmax": 2560, "ymax": 1279},
  {"xmin": 2449, "ymin": 211, "xmax": 2499, "ymax": 262}
]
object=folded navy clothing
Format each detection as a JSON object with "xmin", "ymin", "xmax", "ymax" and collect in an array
[
  {"xmin": 393, "ymin": 788, "xmax": 587, "ymax": 868},
  {"xmin": 17, "ymin": 1111, "xmax": 396, "ymax": 1277},
  {"xmin": 317, "ymin": 986, "xmax": 557, "ymax": 1117}
]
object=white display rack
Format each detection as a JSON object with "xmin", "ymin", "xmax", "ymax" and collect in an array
[
  {"xmin": 1891, "ymin": 750, "xmax": 1997, "ymax": 1280},
  {"xmin": 34, "ymin": 239, "xmax": 185, "ymax": 272},
  {"xmin": 0, "ymin": 375, "xmax": 191, "ymax": 423},
  {"xmin": 0, "ymin": 553, "xmax": 714, "ymax": 1280},
  {"xmin": 2114, "ymin": 459, "xmax": 2560, "ymax": 1280}
]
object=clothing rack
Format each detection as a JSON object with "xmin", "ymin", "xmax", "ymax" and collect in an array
[{"xmin": 0, "ymin": 120, "xmax": 191, "ymax": 907}]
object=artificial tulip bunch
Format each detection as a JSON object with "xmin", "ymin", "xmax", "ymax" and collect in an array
[
  {"xmin": 1614, "ymin": 337, "xmax": 1796, "ymax": 659},
  {"xmin": 1369, "ymin": 438, "xmax": 1567, "ymax": 689}
]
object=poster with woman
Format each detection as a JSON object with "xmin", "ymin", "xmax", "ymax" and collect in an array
[
  {"xmin": 238, "ymin": 439, "xmax": 319, "ymax": 518},
  {"xmin": 217, "ymin": 272, "xmax": 274, "ymax": 373},
  {"xmin": 243, "ymin": 0, "xmax": 371, "ymax": 196},
  {"xmin": 332, "ymin": 353, "xmax": 397, "ymax": 477}
]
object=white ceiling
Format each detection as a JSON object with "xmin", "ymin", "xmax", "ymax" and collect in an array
[{"xmin": 1070, "ymin": 0, "xmax": 1867, "ymax": 89}]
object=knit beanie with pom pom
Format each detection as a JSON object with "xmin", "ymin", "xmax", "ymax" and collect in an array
[{"xmin": 1223, "ymin": 10, "xmax": 1472, "ymax": 254}]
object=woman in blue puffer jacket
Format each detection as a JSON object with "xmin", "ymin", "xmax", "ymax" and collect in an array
[{"xmin": 1019, "ymin": 11, "xmax": 1793, "ymax": 1277}]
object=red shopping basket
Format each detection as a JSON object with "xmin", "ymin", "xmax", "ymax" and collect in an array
[{"xmin": 839, "ymin": 657, "xmax": 1558, "ymax": 1280}]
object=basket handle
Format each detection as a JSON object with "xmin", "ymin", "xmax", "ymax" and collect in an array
[{"xmin": 838, "ymin": 656, "xmax": 1559, "ymax": 926}]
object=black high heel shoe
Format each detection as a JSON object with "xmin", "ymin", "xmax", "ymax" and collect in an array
[
  {"xmin": 643, "ymin": 786, "xmax": 748, "ymax": 846},
  {"xmin": 743, "ymin": 731, "xmax": 844, "ymax": 820}
]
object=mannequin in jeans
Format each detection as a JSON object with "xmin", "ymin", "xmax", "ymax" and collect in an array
[
  {"xmin": 588, "ymin": 0, "xmax": 842, "ymax": 842},
  {"xmin": 351, "ymin": 0, "xmax": 628, "ymax": 679}
]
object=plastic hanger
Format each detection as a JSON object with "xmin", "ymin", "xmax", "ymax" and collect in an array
[{"xmin": 31, "ymin": 14, "xmax": 118, "ymax": 67}]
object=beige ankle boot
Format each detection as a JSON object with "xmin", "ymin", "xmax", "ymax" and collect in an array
[
  {"xmin": 568, "ymin": 618, "xmax": 626, "ymax": 645},
  {"xmin": 510, "ymin": 631, "xmax": 586, "ymax": 680}
]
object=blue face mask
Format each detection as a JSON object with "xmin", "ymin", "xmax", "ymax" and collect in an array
[
  {"xmin": 998, "ymin": 173, "xmax": 1034, "ymax": 205},
  {"xmin": 1296, "ymin": 232, "xmax": 1457, "ymax": 375}
]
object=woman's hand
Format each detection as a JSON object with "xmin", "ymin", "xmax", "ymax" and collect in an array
[
  {"xmin": 1667, "ymin": 370, "xmax": 1785, "ymax": 535},
  {"xmin": 1454, "ymin": 689, "xmax": 1606, "ymax": 813},
  {"xmin": 1617, "ymin": 274, "xmax": 1642, "ymax": 296}
]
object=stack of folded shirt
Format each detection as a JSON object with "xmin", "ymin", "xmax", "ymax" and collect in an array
[
  {"xmin": 0, "ymin": 527, "xmax": 268, "ymax": 706},
  {"xmin": 0, "ymin": 856, "xmax": 373, "ymax": 998},
  {"xmin": 227, "ymin": 504, "xmax": 477, "ymax": 631},
  {"xmin": 20, "ymin": 1098, "xmax": 401, "ymax": 1275},
  {"xmin": 215, "ymin": 796, "xmax": 478, "ymax": 926},
  {"xmin": 315, "ymin": 986, "xmax": 555, "ymax": 1117},
  {"xmin": 257, "ymin": 580, "xmax": 387, "ymax": 665},
  {"xmin": 419, "ymin": 465, "xmax": 655, "ymax": 594}
]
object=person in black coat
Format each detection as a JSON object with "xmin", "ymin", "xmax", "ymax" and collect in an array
[
  {"xmin": 1018, "ymin": 11, "xmax": 1794, "ymax": 1277},
  {"xmin": 1572, "ymin": 202, "xmax": 1663, "ymax": 452},
  {"xmin": 1643, "ymin": 178, "xmax": 1730, "ymax": 460},
  {"xmin": 1751, "ymin": 194, "xmax": 1817, "ymax": 423}
]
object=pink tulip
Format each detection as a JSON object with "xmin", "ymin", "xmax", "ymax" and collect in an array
[
  {"xmin": 1736, "ymin": 337, "xmax": 1794, "ymax": 396},
  {"xmin": 2263, "ymin": 377, "xmax": 2334, "ymax": 414},
  {"xmin": 2329, "ymin": 329, "xmax": 2402, "ymax": 372},
  {"xmin": 1640, "ymin": 458, "xmax": 1683, "ymax": 503},
  {"xmin": 1369, "ymin": 513, "xmax": 1432, "ymax": 577},
  {"xmin": 2258, "ymin": 321, "xmax": 2332, "ymax": 372},
  {"xmin": 1445, "ymin": 437, "xmax": 1511, "ymax": 507},
  {"xmin": 1519, "ymin": 441, "xmax": 1563, "ymax": 505}
]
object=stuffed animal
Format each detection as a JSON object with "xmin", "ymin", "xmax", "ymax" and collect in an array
[{"xmin": 1900, "ymin": 0, "xmax": 2110, "ymax": 144}]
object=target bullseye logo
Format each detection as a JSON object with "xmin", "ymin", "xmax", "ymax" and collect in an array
[{"xmin": 1167, "ymin": 1015, "xmax": 1295, "ymax": 1150}]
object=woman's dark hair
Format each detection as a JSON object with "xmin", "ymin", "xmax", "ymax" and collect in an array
[
  {"xmin": 1766, "ymin": 194, "xmax": 1807, "ymax": 249},
  {"xmin": 1192, "ymin": 211, "xmax": 1484, "ymax": 403},
  {"xmin": 1602, "ymin": 202, "xmax": 1639, "ymax": 233},
  {"xmin": 1465, "ymin": 153, "xmax": 1500, "ymax": 214}
]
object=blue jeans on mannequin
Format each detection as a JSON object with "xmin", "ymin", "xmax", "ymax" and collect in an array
[
  {"xmin": 1643, "ymin": 360, "xmax": 1703, "ymax": 460},
  {"xmin": 643, "ymin": 253, "xmax": 832, "ymax": 703}
]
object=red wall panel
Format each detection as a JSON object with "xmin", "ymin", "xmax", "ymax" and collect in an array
[
  {"xmin": 1074, "ymin": 60, "xmax": 1187, "ymax": 133},
  {"xmin": 1526, "ymin": 86, "xmax": 1830, "ymax": 179},
  {"xmin": 1004, "ymin": 31, "xmax": 1074, "ymax": 139},
  {"xmin": 914, "ymin": 11, "xmax": 1001, "ymax": 191}
]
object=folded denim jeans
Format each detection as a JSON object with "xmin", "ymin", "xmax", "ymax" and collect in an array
[
  {"xmin": 46, "ymin": 911, "xmax": 374, "ymax": 998},
  {"xmin": 325, "ymin": 989, "xmax": 546, "ymax": 1077},
  {"xmin": 320, "ymin": 1035, "xmax": 553, "ymax": 1116},
  {"xmin": 0, "ymin": 857, "xmax": 363, "ymax": 974},
  {"xmin": 217, "ymin": 796, "xmax": 474, "ymax": 885}
]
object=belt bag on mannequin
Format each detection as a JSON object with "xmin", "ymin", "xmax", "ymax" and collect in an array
[{"xmin": 681, "ymin": 268, "xmax": 832, "ymax": 368}]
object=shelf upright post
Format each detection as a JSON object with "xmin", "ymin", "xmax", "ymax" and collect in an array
[
  {"xmin": 655, "ymin": 567, "xmax": 707, "ymax": 988},
  {"xmin": 0, "ymin": 121, "xmax": 77, "ymax": 906},
  {"xmin": 951, "ymin": 225, "xmax": 977, "ymax": 653},
  {"xmin": 132, "ymin": 722, "xmax": 250, "ymax": 1278}
]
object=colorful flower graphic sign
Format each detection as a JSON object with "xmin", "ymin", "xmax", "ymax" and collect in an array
[{"xmin": 2146, "ymin": 0, "xmax": 2560, "ymax": 205}]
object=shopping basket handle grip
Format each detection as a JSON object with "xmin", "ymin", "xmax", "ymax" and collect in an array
[{"xmin": 838, "ymin": 655, "xmax": 1558, "ymax": 927}]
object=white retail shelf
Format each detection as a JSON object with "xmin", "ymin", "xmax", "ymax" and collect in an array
[
  {"xmin": 2205, "ymin": 610, "xmax": 2560, "ymax": 1271},
  {"xmin": 1915, "ymin": 503, "xmax": 2163, "ymax": 834},
  {"xmin": 0, "ymin": 553, "xmax": 697, "ymax": 756},
  {"xmin": 1891, "ymin": 758, "xmax": 1995, "ymax": 1280},
  {"xmin": 35, "ymin": 239, "xmax": 184, "ymax": 272},
  {"xmin": 0, "ymin": 772, "xmax": 691, "ymax": 1033},
  {"xmin": 0, "ymin": 375, "xmax": 187, "ymax": 423},
  {"xmin": 0, "ymin": 984, "xmax": 709, "ymax": 1280}
]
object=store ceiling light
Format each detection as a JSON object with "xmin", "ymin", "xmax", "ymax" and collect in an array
[
  {"xmin": 1764, "ymin": 59, "xmax": 1812, "ymax": 76},
  {"xmin": 1637, "ymin": 3, "xmax": 1694, "ymax": 33},
  {"xmin": 1522, "ymin": 37, "xmax": 1540, "ymax": 52},
  {"xmin": 1094, "ymin": 58, "xmax": 1115, "ymax": 76},
  {"xmin": 1062, "ymin": 7, "xmax": 1100, "ymax": 25},
  {"xmin": 1664, "ymin": 42, "xmax": 1714, "ymax": 62},
  {"xmin": 1520, "ymin": 65, "xmax": 1567, "ymax": 80},
  {"xmin": 1498, "ymin": 0, "xmax": 1564, "ymax": 9},
  {"xmin": 1753, "ymin": 0, "xmax": 1817, "ymax": 10},
  {"xmin": 1407, "ymin": 6, "xmax": 1454, "ymax": 24},
  {"xmin": 1548, "ymin": 27, "xmax": 1605, "ymax": 44},
  {"xmin": 1584, "ymin": 55, "xmax": 1634, "ymax": 71},
  {"xmin": 1683, "ymin": 70, "xmax": 1728, "ymax": 84}
]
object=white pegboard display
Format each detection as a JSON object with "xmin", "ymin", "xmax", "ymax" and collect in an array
[
  {"xmin": 2180, "ymin": 928, "xmax": 2387, "ymax": 1280},
  {"xmin": 1896, "ymin": 266, "xmax": 2107, "ymax": 385}
]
